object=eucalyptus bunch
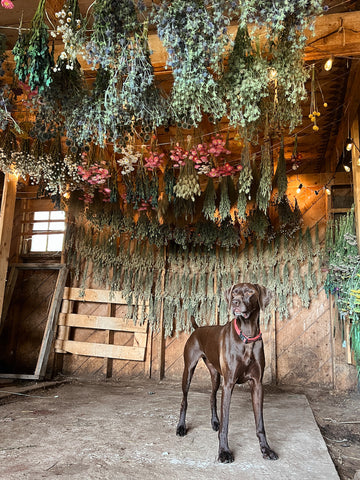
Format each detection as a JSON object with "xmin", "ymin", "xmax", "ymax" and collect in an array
[
  {"xmin": 154, "ymin": 0, "xmax": 229, "ymax": 126},
  {"xmin": 13, "ymin": 0, "xmax": 54, "ymax": 93}
]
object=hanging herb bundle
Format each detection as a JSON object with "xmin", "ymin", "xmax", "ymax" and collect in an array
[
  {"xmin": 236, "ymin": 143, "xmax": 253, "ymax": 220},
  {"xmin": 31, "ymin": 57, "xmax": 86, "ymax": 142},
  {"xmin": 173, "ymin": 159, "xmax": 201, "ymax": 202},
  {"xmin": 66, "ymin": 66, "xmax": 109, "ymax": 147},
  {"xmin": 0, "ymin": 33, "xmax": 14, "ymax": 131},
  {"xmin": 54, "ymin": 0, "xmax": 87, "ymax": 69},
  {"xmin": 221, "ymin": 27, "xmax": 269, "ymax": 129},
  {"xmin": 202, "ymin": 177, "xmax": 216, "ymax": 221},
  {"xmin": 154, "ymin": 0, "xmax": 229, "ymax": 126},
  {"xmin": 13, "ymin": 0, "xmax": 54, "ymax": 93},
  {"xmin": 218, "ymin": 177, "xmax": 231, "ymax": 222},
  {"xmin": 246, "ymin": 207, "xmax": 270, "ymax": 240},
  {"xmin": 85, "ymin": 0, "xmax": 139, "ymax": 69},
  {"xmin": 256, "ymin": 139, "xmax": 273, "ymax": 213},
  {"xmin": 273, "ymin": 137, "xmax": 287, "ymax": 201},
  {"xmin": 276, "ymin": 195, "xmax": 302, "ymax": 236}
]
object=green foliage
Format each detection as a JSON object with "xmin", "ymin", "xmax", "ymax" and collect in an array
[
  {"xmin": 154, "ymin": 0, "xmax": 229, "ymax": 126},
  {"xmin": 324, "ymin": 207, "xmax": 360, "ymax": 373},
  {"xmin": 256, "ymin": 141, "xmax": 273, "ymax": 213},
  {"xmin": 13, "ymin": 0, "xmax": 54, "ymax": 93},
  {"xmin": 273, "ymin": 137, "xmax": 287, "ymax": 200}
]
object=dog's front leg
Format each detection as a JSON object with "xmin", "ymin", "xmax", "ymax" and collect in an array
[
  {"xmin": 218, "ymin": 380, "xmax": 235, "ymax": 463},
  {"xmin": 250, "ymin": 379, "xmax": 278, "ymax": 460}
]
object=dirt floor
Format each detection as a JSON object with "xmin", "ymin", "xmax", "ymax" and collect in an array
[
  {"xmin": 304, "ymin": 387, "xmax": 360, "ymax": 480},
  {"xmin": 0, "ymin": 378, "xmax": 359, "ymax": 480}
]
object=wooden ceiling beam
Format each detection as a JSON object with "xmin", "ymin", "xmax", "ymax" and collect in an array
[
  {"xmin": 325, "ymin": 59, "xmax": 360, "ymax": 172},
  {"xmin": 305, "ymin": 10, "xmax": 360, "ymax": 61}
]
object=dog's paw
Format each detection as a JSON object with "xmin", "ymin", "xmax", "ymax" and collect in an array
[
  {"xmin": 261, "ymin": 447, "xmax": 278, "ymax": 460},
  {"xmin": 218, "ymin": 450, "xmax": 234, "ymax": 463},
  {"xmin": 176, "ymin": 425, "xmax": 187, "ymax": 437},
  {"xmin": 211, "ymin": 419, "xmax": 220, "ymax": 432}
]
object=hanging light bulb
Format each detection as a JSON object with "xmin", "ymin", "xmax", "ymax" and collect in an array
[
  {"xmin": 344, "ymin": 164, "xmax": 351, "ymax": 172},
  {"xmin": 296, "ymin": 183, "xmax": 303, "ymax": 194},
  {"xmin": 324, "ymin": 56, "xmax": 333, "ymax": 71},
  {"xmin": 325, "ymin": 187, "xmax": 331, "ymax": 196},
  {"xmin": 345, "ymin": 137, "xmax": 353, "ymax": 151}
]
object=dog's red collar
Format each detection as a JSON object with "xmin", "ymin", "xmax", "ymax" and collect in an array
[{"xmin": 233, "ymin": 319, "xmax": 262, "ymax": 344}]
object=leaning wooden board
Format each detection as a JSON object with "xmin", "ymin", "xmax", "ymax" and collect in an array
[{"xmin": 55, "ymin": 288, "xmax": 149, "ymax": 362}]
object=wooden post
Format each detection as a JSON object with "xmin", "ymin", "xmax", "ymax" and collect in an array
[
  {"xmin": 351, "ymin": 112, "xmax": 360, "ymax": 249},
  {"xmin": 0, "ymin": 173, "xmax": 18, "ymax": 326}
]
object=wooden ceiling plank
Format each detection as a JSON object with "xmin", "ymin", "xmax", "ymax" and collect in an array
[
  {"xmin": 325, "ymin": 59, "xmax": 360, "ymax": 172},
  {"xmin": 305, "ymin": 11, "xmax": 360, "ymax": 60}
]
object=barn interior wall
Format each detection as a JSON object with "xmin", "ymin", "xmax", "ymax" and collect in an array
[{"xmin": 1, "ymin": 184, "xmax": 358, "ymax": 390}]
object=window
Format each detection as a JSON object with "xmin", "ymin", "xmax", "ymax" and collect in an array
[{"xmin": 30, "ymin": 211, "xmax": 66, "ymax": 253}]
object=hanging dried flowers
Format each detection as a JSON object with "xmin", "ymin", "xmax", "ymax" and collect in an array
[
  {"xmin": 13, "ymin": 0, "xmax": 54, "ymax": 93},
  {"xmin": 54, "ymin": 0, "xmax": 87, "ymax": 70},
  {"xmin": 256, "ymin": 139, "xmax": 273, "ymax": 212},
  {"xmin": 273, "ymin": 137, "xmax": 287, "ymax": 201},
  {"xmin": 236, "ymin": 143, "xmax": 253, "ymax": 220},
  {"xmin": 173, "ymin": 159, "xmax": 201, "ymax": 201},
  {"xmin": 117, "ymin": 144, "xmax": 141, "ymax": 175},
  {"xmin": 221, "ymin": 27, "xmax": 269, "ymax": 129},
  {"xmin": 154, "ymin": 0, "xmax": 229, "ymax": 126},
  {"xmin": 202, "ymin": 177, "xmax": 216, "ymax": 221}
]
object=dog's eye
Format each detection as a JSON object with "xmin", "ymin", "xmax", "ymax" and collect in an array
[{"xmin": 244, "ymin": 291, "xmax": 253, "ymax": 297}]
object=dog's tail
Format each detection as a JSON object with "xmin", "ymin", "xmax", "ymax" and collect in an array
[{"xmin": 190, "ymin": 316, "xmax": 199, "ymax": 330}]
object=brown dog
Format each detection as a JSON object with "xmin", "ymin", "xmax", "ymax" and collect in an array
[{"xmin": 176, "ymin": 283, "xmax": 278, "ymax": 463}]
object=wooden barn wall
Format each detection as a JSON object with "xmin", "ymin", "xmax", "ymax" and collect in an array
[{"xmin": 2, "ymin": 187, "xmax": 358, "ymax": 390}]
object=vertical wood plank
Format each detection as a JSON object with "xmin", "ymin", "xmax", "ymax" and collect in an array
[
  {"xmin": 104, "ymin": 303, "xmax": 115, "ymax": 378},
  {"xmin": 35, "ymin": 266, "xmax": 68, "ymax": 379},
  {"xmin": 351, "ymin": 112, "xmax": 360, "ymax": 249},
  {"xmin": 0, "ymin": 173, "xmax": 18, "ymax": 326}
]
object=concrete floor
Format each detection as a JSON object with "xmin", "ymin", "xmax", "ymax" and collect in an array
[{"xmin": 0, "ymin": 379, "xmax": 339, "ymax": 480}]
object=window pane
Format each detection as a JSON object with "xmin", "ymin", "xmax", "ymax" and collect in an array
[
  {"xmin": 30, "ymin": 235, "xmax": 47, "ymax": 252},
  {"xmin": 33, "ymin": 222, "xmax": 49, "ymax": 231},
  {"xmin": 47, "ymin": 234, "xmax": 64, "ymax": 251},
  {"xmin": 48, "ymin": 221, "xmax": 65, "ymax": 231},
  {"xmin": 34, "ymin": 211, "xmax": 50, "ymax": 221},
  {"xmin": 50, "ymin": 211, "xmax": 65, "ymax": 220}
]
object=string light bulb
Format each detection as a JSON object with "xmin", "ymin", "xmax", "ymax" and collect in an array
[
  {"xmin": 325, "ymin": 187, "xmax": 331, "ymax": 196},
  {"xmin": 345, "ymin": 137, "xmax": 353, "ymax": 151},
  {"xmin": 344, "ymin": 164, "xmax": 351, "ymax": 172},
  {"xmin": 296, "ymin": 183, "xmax": 303, "ymax": 194},
  {"xmin": 324, "ymin": 56, "xmax": 333, "ymax": 71}
]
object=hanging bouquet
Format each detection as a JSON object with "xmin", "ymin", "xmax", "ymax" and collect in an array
[
  {"xmin": 117, "ymin": 144, "xmax": 142, "ymax": 175},
  {"xmin": 54, "ymin": 0, "xmax": 87, "ymax": 70},
  {"xmin": 13, "ymin": 0, "xmax": 54, "ymax": 93},
  {"xmin": 154, "ymin": 0, "xmax": 229, "ymax": 126},
  {"xmin": 77, "ymin": 154, "xmax": 112, "ymax": 203},
  {"xmin": 173, "ymin": 159, "xmax": 201, "ymax": 201}
]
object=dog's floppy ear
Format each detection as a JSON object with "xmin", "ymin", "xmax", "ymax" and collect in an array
[
  {"xmin": 224, "ymin": 285, "xmax": 235, "ymax": 306},
  {"xmin": 254, "ymin": 285, "xmax": 273, "ymax": 310}
]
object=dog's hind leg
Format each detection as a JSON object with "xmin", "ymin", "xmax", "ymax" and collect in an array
[
  {"xmin": 176, "ymin": 343, "xmax": 200, "ymax": 437},
  {"xmin": 203, "ymin": 358, "xmax": 220, "ymax": 432}
]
